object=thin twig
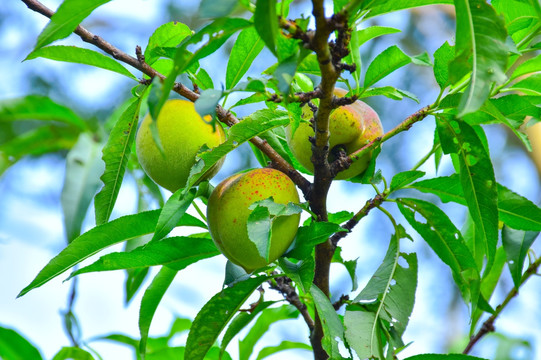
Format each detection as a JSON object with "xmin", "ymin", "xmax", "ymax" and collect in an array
[
  {"xmin": 463, "ymin": 256, "xmax": 541, "ymax": 354},
  {"xmin": 20, "ymin": 0, "xmax": 312, "ymax": 198},
  {"xmin": 269, "ymin": 276, "xmax": 315, "ymax": 332},
  {"xmin": 329, "ymin": 192, "xmax": 387, "ymax": 247}
]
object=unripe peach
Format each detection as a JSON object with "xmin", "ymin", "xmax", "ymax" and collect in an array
[{"xmin": 286, "ymin": 88, "xmax": 383, "ymax": 180}]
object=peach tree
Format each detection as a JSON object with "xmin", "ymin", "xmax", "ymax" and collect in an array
[{"xmin": 3, "ymin": 0, "xmax": 541, "ymax": 359}]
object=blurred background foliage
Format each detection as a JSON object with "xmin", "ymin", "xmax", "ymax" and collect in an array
[{"xmin": 0, "ymin": 1, "xmax": 540, "ymax": 359}]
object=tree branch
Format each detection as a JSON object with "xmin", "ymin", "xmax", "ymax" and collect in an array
[
  {"xmin": 269, "ymin": 276, "xmax": 315, "ymax": 332},
  {"xmin": 463, "ymin": 256, "xmax": 541, "ymax": 354},
  {"xmin": 20, "ymin": 0, "xmax": 312, "ymax": 198},
  {"xmin": 329, "ymin": 192, "xmax": 387, "ymax": 247}
]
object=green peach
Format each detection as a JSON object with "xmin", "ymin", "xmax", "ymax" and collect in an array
[
  {"xmin": 286, "ymin": 88, "xmax": 383, "ymax": 180},
  {"xmin": 207, "ymin": 168, "xmax": 301, "ymax": 272},
  {"xmin": 136, "ymin": 99, "xmax": 226, "ymax": 192}
]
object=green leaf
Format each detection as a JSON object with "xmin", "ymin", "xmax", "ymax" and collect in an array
[
  {"xmin": 220, "ymin": 300, "xmax": 274, "ymax": 358},
  {"xmin": 185, "ymin": 276, "xmax": 269, "ymax": 360},
  {"xmin": 361, "ymin": 0, "xmax": 453, "ymax": 18},
  {"xmin": 0, "ymin": 125, "xmax": 79, "ymax": 166},
  {"xmin": 184, "ymin": 109, "xmax": 289, "ymax": 190},
  {"xmin": 194, "ymin": 89, "xmax": 223, "ymax": 118},
  {"xmin": 61, "ymin": 133, "xmax": 104, "ymax": 242},
  {"xmin": 52, "ymin": 347, "xmax": 95, "ymax": 360},
  {"xmin": 344, "ymin": 310, "xmax": 380, "ymax": 360},
  {"xmin": 139, "ymin": 266, "xmax": 178, "ymax": 359},
  {"xmin": 332, "ymin": 248, "xmax": 358, "ymax": 291},
  {"xmin": 247, "ymin": 206, "xmax": 273, "ymax": 262},
  {"xmin": 279, "ymin": 256, "xmax": 315, "ymax": 293},
  {"xmin": 286, "ymin": 221, "xmax": 346, "ymax": 260},
  {"xmin": 199, "ymin": 0, "xmax": 239, "ymax": 18},
  {"xmin": 255, "ymin": 341, "xmax": 312, "ymax": 360},
  {"xmin": 433, "ymin": 41, "xmax": 455, "ymax": 89},
  {"xmin": 404, "ymin": 354, "xmax": 488, "ymax": 360},
  {"xmin": 359, "ymin": 86, "xmax": 420, "ymax": 102},
  {"xmin": 226, "ymin": 27, "xmax": 265, "ymax": 89},
  {"xmin": 152, "ymin": 188, "xmax": 197, "ymax": 241},
  {"xmin": 509, "ymin": 73, "xmax": 541, "ymax": 96},
  {"xmin": 310, "ymin": 285, "xmax": 345, "ymax": 359},
  {"xmin": 436, "ymin": 117, "xmax": 499, "ymax": 267},
  {"xmin": 31, "ymin": 0, "xmax": 112, "ymax": 52},
  {"xmin": 453, "ymin": 0, "xmax": 508, "ymax": 116},
  {"xmin": 511, "ymin": 54, "xmax": 541, "ymax": 80},
  {"xmin": 254, "ymin": 0, "xmax": 278, "ymax": 56},
  {"xmin": 502, "ymin": 226, "xmax": 539, "ymax": 288},
  {"xmin": 347, "ymin": 232, "xmax": 417, "ymax": 359},
  {"xmin": 0, "ymin": 95, "xmax": 86, "ymax": 130},
  {"xmin": 26, "ymin": 45, "xmax": 136, "ymax": 79},
  {"xmin": 498, "ymin": 185, "xmax": 541, "ymax": 231},
  {"xmin": 0, "ymin": 326, "xmax": 43, "ymax": 360},
  {"xmin": 18, "ymin": 209, "xmax": 182, "ymax": 297},
  {"xmin": 389, "ymin": 170, "xmax": 425, "ymax": 192},
  {"xmin": 68, "ymin": 235, "xmax": 218, "ymax": 278},
  {"xmin": 364, "ymin": 45, "xmax": 431, "ymax": 88},
  {"xmin": 397, "ymin": 198, "xmax": 480, "ymax": 302},
  {"xmin": 411, "ymin": 175, "xmax": 541, "ymax": 231},
  {"xmin": 238, "ymin": 305, "xmax": 299, "ymax": 360},
  {"xmin": 144, "ymin": 21, "xmax": 192, "ymax": 65},
  {"xmin": 356, "ymin": 26, "xmax": 401, "ymax": 46},
  {"xmin": 95, "ymin": 96, "xmax": 143, "ymax": 225}
]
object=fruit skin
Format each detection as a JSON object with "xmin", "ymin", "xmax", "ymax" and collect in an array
[
  {"xmin": 286, "ymin": 88, "xmax": 383, "ymax": 180},
  {"xmin": 136, "ymin": 99, "xmax": 226, "ymax": 192},
  {"xmin": 207, "ymin": 168, "xmax": 301, "ymax": 272}
]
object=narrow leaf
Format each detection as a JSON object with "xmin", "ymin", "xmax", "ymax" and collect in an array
[
  {"xmin": 184, "ymin": 109, "xmax": 289, "ymax": 190},
  {"xmin": 31, "ymin": 0, "xmax": 112, "ymax": 52},
  {"xmin": 144, "ymin": 21, "xmax": 192, "ymax": 65},
  {"xmin": 185, "ymin": 276, "xmax": 269, "ymax": 360},
  {"xmin": 0, "ymin": 326, "xmax": 43, "ymax": 360},
  {"xmin": 310, "ymin": 286, "xmax": 345, "ymax": 359},
  {"xmin": 95, "ymin": 96, "xmax": 143, "ymax": 225},
  {"xmin": 436, "ymin": 117, "xmax": 499, "ymax": 267},
  {"xmin": 389, "ymin": 170, "xmax": 425, "ymax": 192},
  {"xmin": 226, "ymin": 27, "xmax": 265, "ymax": 89},
  {"xmin": 433, "ymin": 41, "xmax": 455, "ymax": 89},
  {"xmin": 347, "ymin": 232, "xmax": 417, "ymax": 359},
  {"xmin": 286, "ymin": 221, "xmax": 346, "ymax": 260},
  {"xmin": 404, "ymin": 354, "xmax": 488, "ymax": 360},
  {"xmin": 398, "ymin": 198, "xmax": 480, "ymax": 302},
  {"xmin": 61, "ymin": 133, "xmax": 104, "ymax": 242},
  {"xmin": 254, "ymin": 0, "xmax": 278, "ymax": 55},
  {"xmin": 152, "ymin": 188, "xmax": 197, "ymax": 241},
  {"xmin": 69, "ymin": 235, "xmax": 218, "ymax": 277},
  {"xmin": 18, "ymin": 210, "xmax": 174, "ymax": 297},
  {"xmin": 0, "ymin": 95, "xmax": 86, "ymax": 130},
  {"xmin": 247, "ymin": 206, "xmax": 272, "ymax": 261},
  {"xmin": 364, "ymin": 45, "xmax": 431, "ymax": 88},
  {"xmin": 255, "ymin": 341, "xmax": 312, "ymax": 360},
  {"xmin": 453, "ymin": 0, "xmax": 508, "ymax": 116},
  {"xmin": 238, "ymin": 305, "xmax": 299, "ymax": 360},
  {"xmin": 139, "ymin": 266, "xmax": 178, "ymax": 359},
  {"xmin": 502, "ymin": 226, "xmax": 539, "ymax": 288},
  {"xmin": 52, "ymin": 347, "xmax": 94, "ymax": 360},
  {"xmin": 220, "ymin": 301, "xmax": 274, "ymax": 358},
  {"xmin": 411, "ymin": 175, "xmax": 541, "ymax": 231},
  {"xmin": 362, "ymin": 0, "xmax": 453, "ymax": 18},
  {"xmin": 26, "ymin": 45, "xmax": 136, "ymax": 79}
]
